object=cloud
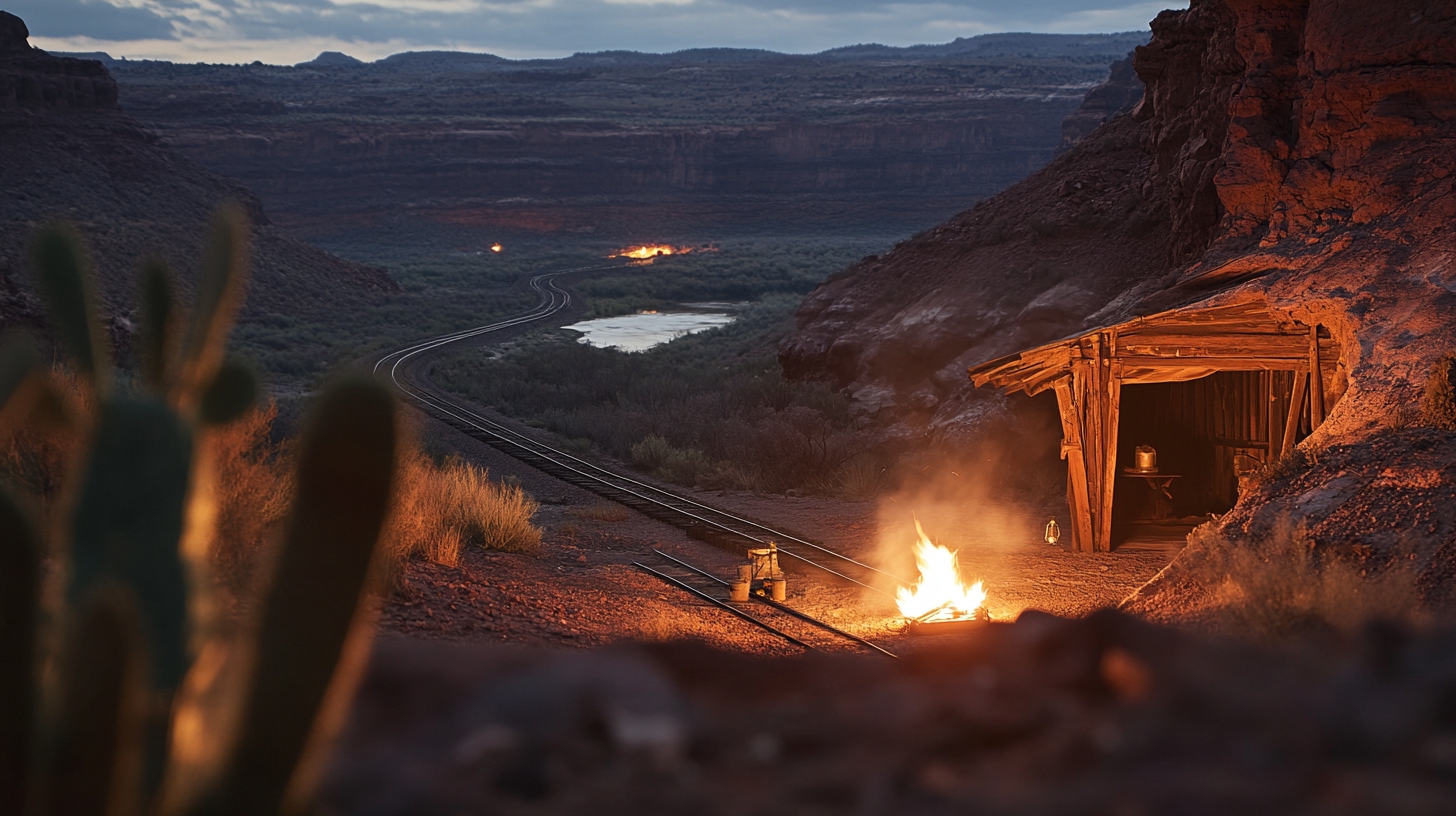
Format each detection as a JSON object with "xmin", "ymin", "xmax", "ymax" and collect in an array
[
  {"xmin": 17, "ymin": 0, "xmax": 1185, "ymax": 64},
  {"xmin": 5, "ymin": 0, "xmax": 175, "ymax": 40}
]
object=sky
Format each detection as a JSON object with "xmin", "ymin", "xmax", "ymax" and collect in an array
[{"xmin": 11, "ymin": 0, "xmax": 1187, "ymax": 65}]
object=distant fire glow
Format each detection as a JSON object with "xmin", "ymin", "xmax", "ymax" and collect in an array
[
  {"xmin": 610, "ymin": 243, "xmax": 717, "ymax": 264},
  {"xmin": 896, "ymin": 518, "xmax": 987, "ymax": 622},
  {"xmin": 491, "ymin": 243, "xmax": 502, "ymax": 253}
]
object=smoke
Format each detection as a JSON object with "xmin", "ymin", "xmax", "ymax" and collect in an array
[{"xmin": 867, "ymin": 392, "xmax": 1066, "ymax": 621}]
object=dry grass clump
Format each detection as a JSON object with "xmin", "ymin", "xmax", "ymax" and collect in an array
[
  {"xmin": 834, "ymin": 459, "xmax": 886, "ymax": 500},
  {"xmin": 1185, "ymin": 521, "xmax": 1426, "ymax": 639},
  {"xmin": 1422, "ymin": 354, "xmax": 1456, "ymax": 430},
  {"xmin": 387, "ymin": 452, "xmax": 542, "ymax": 568},
  {"xmin": 208, "ymin": 402, "xmax": 294, "ymax": 593}
]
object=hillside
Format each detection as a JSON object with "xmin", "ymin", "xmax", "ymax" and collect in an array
[
  {"xmin": 782, "ymin": 0, "xmax": 1456, "ymax": 611},
  {"xmin": 0, "ymin": 12, "xmax": 396, "ymax": 345},
  {"xmin": 86, "ymin": 32, "xmax": 1146, "ymax": 241}
]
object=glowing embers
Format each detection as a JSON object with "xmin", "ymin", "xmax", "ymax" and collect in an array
[{"xmin": 896, "ymin": 518, "xmax": 987, "ymax": 627}]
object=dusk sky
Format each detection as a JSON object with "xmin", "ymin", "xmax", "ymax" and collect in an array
[{"xmin": 11, "ymin": 0, "xmax": 1185, "ymax": 65}]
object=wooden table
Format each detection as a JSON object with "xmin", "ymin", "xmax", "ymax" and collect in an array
[{"xmin": 1121, "ymin": 470, "xmax": 1181, "ymax": 520}]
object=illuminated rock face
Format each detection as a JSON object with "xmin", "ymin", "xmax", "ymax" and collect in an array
[
  {"xmin": 785, "ymin": 0, "xmax": 1456, "ymax": 432},
  {"xmin": 783, "ymin": 0, "xmax": 1456, "ymax": 564},
  {"xmin": 1134, "ymin": 0, "xmax": 1456, "ymax": 258}
]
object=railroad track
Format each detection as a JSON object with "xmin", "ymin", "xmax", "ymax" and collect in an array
[{"xmin": 373, "ymin": 264, "xmax": 908, "ymax": 656}]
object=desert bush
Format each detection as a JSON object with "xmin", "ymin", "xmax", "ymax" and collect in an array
[
  {"xmin": 0, "ymin": 371, "xmax": 295, "ymax": 598},
  {"xmin": 1251, "ymin": 446, "xmax": 1315, "ymax": 489},
  {"xmin": 207, "ymin": 401, "xmax": 295, "ymax": 594},
  {"xmin": 1421, "ymin": 354, "xmax": 1456, "ymax": 430},
  {"xmin": 631, "ymin": 434, "xmax": 713, "ymax": 485},
  {"xmin": 835, "ymin": 459, "xmax": 886, "ymax": 500},
  {"xmin": 1184, "ymin": 520, "xmax": 1426, "ymax": 639},
  {"xmin": 0, "ymin": 368, "xmax": 90, "ymax": 509},
  {"xmin": 631, "ymin": 434, "xmax": 675, "ymax": 471},
  {"xmin": 387, "ymin": 452, "xmax": 542, "ymax": 567}
]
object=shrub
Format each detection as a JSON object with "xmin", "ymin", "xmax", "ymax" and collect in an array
[
  {"xmin": 386, "ymin": 452, "xmax": 542, "ymax": 567},
  {"xmin": 1421, "ymin": 354, "xmax": 1456, "ymax": 430},
  {"xmin": 631, "ymin": 434, "xmax": 675, "ymax": 471},
  {"xmin": 1183, "ymin": 520, "xmax": 1426, "ymax": 639},
  {"xmin": 630, "ymin": 434, "xmax": 714, "ymax": 486},
  {"xmin": 208, "ymin": 401, "xmax": 294, "ymax": 594},
  {"xmin": 1252, "ymin": 446, "xmax": 1315, "ymax": 489},
  {"xmin": 835, "ymin": 459, "xmax": 886, "ymax": 500}
]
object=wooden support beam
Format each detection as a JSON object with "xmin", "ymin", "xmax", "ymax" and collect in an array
[
  {"xmin": 1115, "ymin": 355, "xmax": 1308, "ymax": 371},
  {"xmin": 1281, "ymin": 371, "xmax": 1307, "ymax": 457},
  {"xmin": 1099, "ymin": 374, "xmax": 1122, "ymax": 552},
  {"xmin": 1118, "ymin": 334, "xmax": 1310, "ymax": 357},
  {"xmin": 1078, "ymin": 330, "xmax": 1121, "ymax": 554},
  {"xmin": 1309, "ymin": 326, "xmax": 1326, "ymax": 428},
  {"xmin": 1053, "ymin": 380, "xmax": 1094, "ymax": 553}
]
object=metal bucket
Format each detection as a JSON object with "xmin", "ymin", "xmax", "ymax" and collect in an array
[{"xmin": 1134, "ymin": 445, "xmax": 1157, "ymax": 472}]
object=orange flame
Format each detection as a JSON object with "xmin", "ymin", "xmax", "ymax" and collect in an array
[
  {"xmin": 896, "ymin": 518, "xmax": 986, "ymax": 622},
  {"xmin": 491, "ymin": 243, "xmax": 502, "ymax": 253},
  {"xmin": 612, "ymin": 244, "xmax": 691, "ymax": 262}
]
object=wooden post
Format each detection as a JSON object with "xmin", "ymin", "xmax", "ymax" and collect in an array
[
  {"xmin": 1054, "ymin": 379, "xmax": 1094, "ymax": 553},
  {"xmin": 1099, "ymin": 373, "xmax": 1122, "ymax": 552},
  {"xmin": 1309, "ymin": 327, "xmax": 1326, "ymax": 428},
  {"xmin": 1281, "ymin": 371, "xmax": 1307, "ymax": 457},
  {"xmin": 1079, "ymin": 331, "xmax": 1121, "ymax": 554},
  {"xmin": 1266, "ymin": 371, "xmax": 1281, "ymax": 461}
]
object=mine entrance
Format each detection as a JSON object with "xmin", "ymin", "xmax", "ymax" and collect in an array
[
  {"xmin": 1111, "ymin": 371, "xmax": 1305, "ymax": 549},
  {"xmin": 969, "ymin": 300, "xmax": 1344, "ymax": 552}
]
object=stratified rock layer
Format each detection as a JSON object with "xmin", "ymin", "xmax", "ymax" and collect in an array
[
  {"xmin": 0, "ymin": 19, "xmax": 396, "ymax": 338},
  {"xmin": 100, "ymin": 33, "xmax": 1148, "ymax": 239}
]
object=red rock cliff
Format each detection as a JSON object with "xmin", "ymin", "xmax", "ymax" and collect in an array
[{"xmin": 783, "ymin": 0, "xmax": 1456, "ymax": 570}]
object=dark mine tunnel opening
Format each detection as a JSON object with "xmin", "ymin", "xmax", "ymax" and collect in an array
[{"xmin": 1111, "ymin": 369, "xmax": 1332, "ymax": 550}]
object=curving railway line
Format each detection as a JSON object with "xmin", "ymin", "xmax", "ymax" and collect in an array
[{"xmin": 373, "ymin": 264, "xmax": 906, "ymax": 657}]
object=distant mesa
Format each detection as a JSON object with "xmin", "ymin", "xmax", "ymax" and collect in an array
[
  {"xmin": 298, "ymin": 51, "xmax": 364, "ymax": 68},
  {"xmin": 51, "ymin": 51, "xmax": 118, "ymax": 64}
]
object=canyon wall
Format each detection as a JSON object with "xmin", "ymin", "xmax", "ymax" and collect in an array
[
  {"xmin": 100, "ymin": 36, "xmax": 1146, "ymax": 239},
  {"xmin": 783, "ymin": 0, "xmax": 1456, "ymax": 579},
  {"xmin": 0, "ymin": 11, "xmax": 396, "ymax": 340}
]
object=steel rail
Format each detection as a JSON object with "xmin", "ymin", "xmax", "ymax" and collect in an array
[
  {"xmin": 651, "ymin": 550, "xmax": 900, "ymax": 659},
  {"xmin": 632, "ymin": 562, "xmax": 813, "ymax": 650},
  {"xmin": 372, "ymin": 264, "xmax": 910, "ymax": 596}
]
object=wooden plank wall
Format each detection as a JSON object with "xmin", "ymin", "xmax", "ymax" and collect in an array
[{"xmin": 1116, "ymin": 370, "xmax": 1300, "ymax": 516}]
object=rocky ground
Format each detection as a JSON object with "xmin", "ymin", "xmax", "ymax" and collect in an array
[
  {"xmin": 380, "ymin": 404, "xmax": 1175, "ymax": 656},
  {"xmin": 330, "ymin": 607, "xmax": 1456, "ymax": 815}
]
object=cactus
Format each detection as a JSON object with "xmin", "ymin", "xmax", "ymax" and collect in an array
[
  {"xmin": 0, "ymin": 488, "xmax": 40, "ymax": 815},
  {"xmin": 0, "ymin": 208, "xmax": 400, "ymax": 816}
]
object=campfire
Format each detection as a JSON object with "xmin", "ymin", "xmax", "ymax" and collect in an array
[{"xmin": 897, "ymin": 518, "xmax": 987, "ymax": 626}]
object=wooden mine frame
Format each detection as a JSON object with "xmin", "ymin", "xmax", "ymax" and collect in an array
[{"xmin": 968, "ymin": 298, "xmax": 1339, "ymax": 553}]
